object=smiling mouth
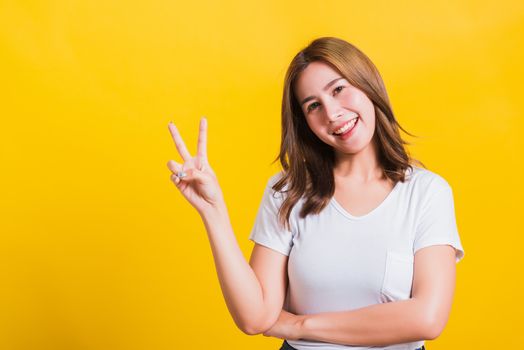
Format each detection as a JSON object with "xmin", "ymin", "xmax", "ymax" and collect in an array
[{"xmin": 332, "ymin": 117, "xmax": 359, "ymax": 136}]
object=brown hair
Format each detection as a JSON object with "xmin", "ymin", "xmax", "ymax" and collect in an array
[{"xmin": 271, "ymin": 36, "xmax": 425, "ymax": 230}]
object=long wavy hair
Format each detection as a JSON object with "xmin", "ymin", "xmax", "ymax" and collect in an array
[{"xmin": 271, "ymin": 37, "xmax": 425, "ymax": 231}]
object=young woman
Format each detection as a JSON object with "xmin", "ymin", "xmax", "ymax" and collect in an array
[{"xmin": 166, "ymin": 37, "xmax": 465, "ymax": 350}]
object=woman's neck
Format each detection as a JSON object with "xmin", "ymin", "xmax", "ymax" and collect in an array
[{"xmin": 333, "ymin": 140, "xmax": 384, "ymax": 183}]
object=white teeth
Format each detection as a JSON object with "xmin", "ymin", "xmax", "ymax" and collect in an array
[{"xmin": 333, "ymin": 117, "xmax": 358, "ymax": 135}]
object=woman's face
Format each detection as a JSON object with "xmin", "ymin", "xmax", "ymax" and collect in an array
[{"xmin": 294, "ymin": 61, "xmax": 376, "ymax": 156}]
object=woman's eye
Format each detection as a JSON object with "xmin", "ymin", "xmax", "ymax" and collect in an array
[
  {"xmin": 306, "ymin": 87, "xmax": 344, "ymax": 113},
  {"xmin": 307, "ymin": 102, "xmax": 320, "ymax": 112}
]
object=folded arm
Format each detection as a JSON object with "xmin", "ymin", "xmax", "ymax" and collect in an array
[{"xmin": 288, "ymin": 245, "xmax": 457, "ymax": 346}]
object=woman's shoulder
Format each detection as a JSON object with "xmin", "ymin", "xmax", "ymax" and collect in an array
[
  {"xmin": 262, "ymin": 171, "xmax": 291, "ymax": 201},
  {"xmin": 406, "ymin": 166, "xmax": 453, "ymax": 194},
  {"xmin": 267, "ymin": 170, "xmax": 285, "ymax": 187}
]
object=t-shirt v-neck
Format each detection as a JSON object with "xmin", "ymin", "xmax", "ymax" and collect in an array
[{"xmin": 330, "ymin": 180, "xmax": 402, "ymax": 220}]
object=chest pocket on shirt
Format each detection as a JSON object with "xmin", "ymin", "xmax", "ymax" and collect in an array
[{"xmin": 381, "ymin": 251, "xmax": 414, "ymax": 302}]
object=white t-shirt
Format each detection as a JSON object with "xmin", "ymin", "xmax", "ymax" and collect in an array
[{"xmin": 248, "ymin": 166, "xmax": 465, "ymax": 350}]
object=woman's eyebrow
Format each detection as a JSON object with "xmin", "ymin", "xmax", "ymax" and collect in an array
[{"xmin": 300, "ymin": 77, "xmax": 345, "ymax": 106}]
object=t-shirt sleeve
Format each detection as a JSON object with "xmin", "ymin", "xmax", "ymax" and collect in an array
[
  {"xmin": 248, "ymin": 178, "xmax": 294, "ymax": 256},
  {"xmin": 414, "ymin": 180, "xmax": 465, "ymax": 263}
]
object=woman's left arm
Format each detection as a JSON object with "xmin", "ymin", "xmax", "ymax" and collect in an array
[{"xmin": 263, "ymin": 245, "xmax": 457, "ymax": 346}]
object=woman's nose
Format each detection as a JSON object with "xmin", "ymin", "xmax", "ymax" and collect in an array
[{"xmin": 323, "ymin": 98, "xmax": 343, "ymax": 121}]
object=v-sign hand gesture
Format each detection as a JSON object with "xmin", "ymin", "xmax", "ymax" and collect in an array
[{"xmin": 167, "ymin": 117, "xmax": 224, "ymax": 215}]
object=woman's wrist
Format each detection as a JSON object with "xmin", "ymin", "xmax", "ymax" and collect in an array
[
  {"xmin": 199, "ymin": 195, "xmax": 225, "ymax": 215},
  {"xmin": 295, "ymin": 314, "xmax": 308, "ymax": 340},
  {"xmin": 200, "ymin": 200, "xmax": 230, "ymax": 228}
]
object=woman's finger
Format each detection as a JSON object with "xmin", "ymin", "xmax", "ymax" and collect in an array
[
  {"xmin": 173, "ymin": 167, "xmax": 203, "ymax": 185},
  {"xmin": 168, "ymin": 122, "xmax": 192, "ymax": 162},
  {"xmin": 170, "ymin": 172, "xmax": 181, "ymax": 185},
  {"xmin": 167, "ymin": 160, "xmax": 186, "ymax": 186},
  {"xmin": 196, "ymin": 116, "xmax": 208, "ymax": 165},
  {"xmin": 166, "ymin": 159, "xmax": 183, "ymax": 174},
  {"xmin": 197, "ymin": 158, "xmax": 205, "ymax": 171}
]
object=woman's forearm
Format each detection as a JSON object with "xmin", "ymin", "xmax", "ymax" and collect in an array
[
  {"xmin": 298, "ymin": 298, "xmax": 435, "ymax": 346},
  {"xmin": 199, "ymin": 202, "xmax": 269, "ymax": 335}
]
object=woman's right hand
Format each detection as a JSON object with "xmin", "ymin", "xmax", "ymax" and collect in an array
[{"xmin": 167, "ymin": 117, "xmax": 225, "ymax": 215}]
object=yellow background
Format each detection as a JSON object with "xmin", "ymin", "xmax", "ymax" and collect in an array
[{"xmin": 1, "ymin": 0, "xmax": 523, "ymax": 349}]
